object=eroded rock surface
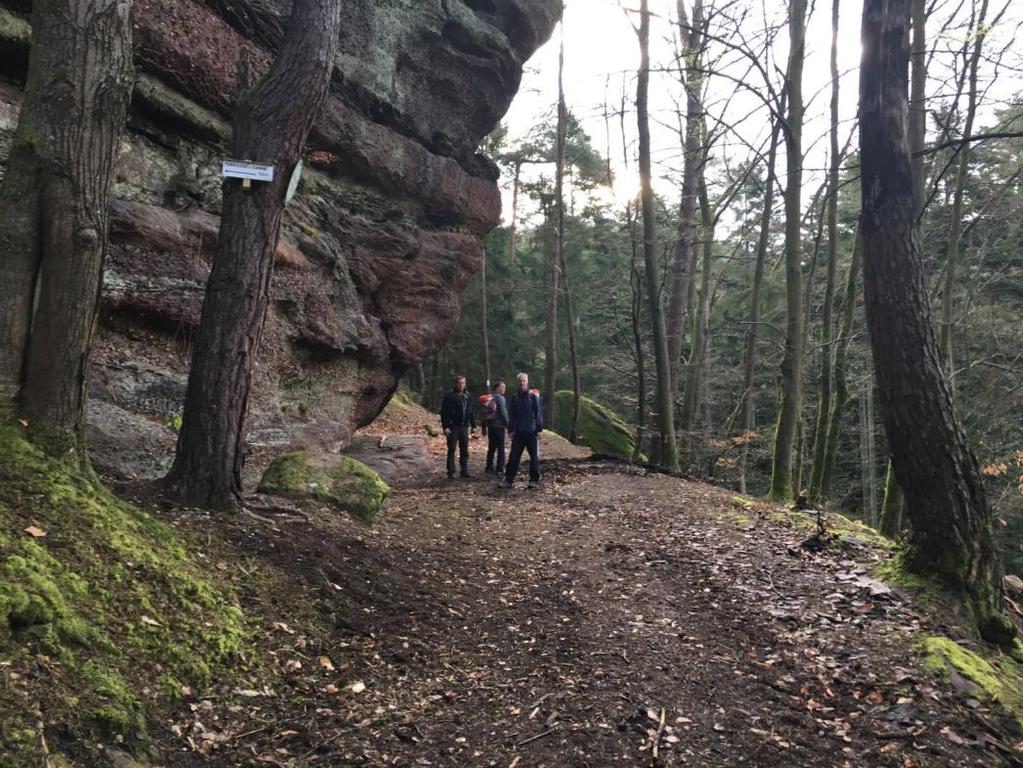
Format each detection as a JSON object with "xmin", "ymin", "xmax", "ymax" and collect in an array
[{"xmin": 0, "ymin": 0, "xmax": 559, "ymax": 477}]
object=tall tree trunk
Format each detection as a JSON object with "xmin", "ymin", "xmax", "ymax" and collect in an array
[
  {"xmin": 629, "ymin": 203, "xmax": 648, "ymax": 462},
  {"xmin": 860, "ymin": 0, "xmax": 1012, "ymax": 645},
  {"xmin": 939, "ymin": 0, "xmax": 987, "ymax": 378},
  {"xmin": 680, "ymin": 175, "xmax": 713, "ymax": 463},
  {"xmin": 821, "ymin": 229, "xmax": 861, "ymax": 498},
  {"xmin": 667, "ymin": 0, "xmax": 705, "ymax": 400},
  {"xmin": 808, "ymin": 0, "xmax": 843, "ymax": 504},
  {"xmin": 166, "ymin": 0, "xmax": 342, "ymax": 510},
  {"xmin": 508, "ymin": 161, "xmax": 522, "ymax": 264},
  {"xmin": 561, "ymin": 250, "xmax": 582, "ymax": 441},
  {"xmin": 481, "ymin": 250, "xmax": 492, "ymax": 386},
  {"xmin": 637, "ymin": 0, "xmax": 681, "ymax": 472},
  {"xmin": 0, "ymin": 0, "xmax": 133, "ymax": 466},
  {"xmin": 739, "ymin": 119, "xmax": 782, "ymax": 493},
  {"xmin": 544, "ymin": 22, "xmax": 567, "ymax": 423},
  {"xmin": 769, "ymin": 0, "xmax": 807, "ymax": 500},
  {"xmin": 881, "ymin": 0, "xmax": 926, "ymax": 518}
]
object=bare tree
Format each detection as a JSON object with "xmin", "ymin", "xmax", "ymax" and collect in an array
[
  {"xmin": 636, "ymin": 0, "xmax": 681, "ymax": 471},
  {"xmin": 0, "ymin": 0, "xmax": 134, "ymax": 466},
  {"xmin": 166, "ymin": 0, "xmax": 342, "ymax": 510},
  {"xmin": 544, "ymin": 19, "xmax": 567, "ymax": 424},
  {"xmin": 769, "ymin": 0, "xmax": 808, "ymax": 501},
  {"xmin": 860, "ymin": 0, "xmax": 1013, "ymax": 644}
]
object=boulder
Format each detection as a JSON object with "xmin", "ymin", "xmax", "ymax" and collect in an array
[
  {"xmin": 553, "ymin": 391, "xmax": 638, "ymax": 460},
  {"xmin": 344, "ymin": 434, "xmax": 434, "ymax": 488},
  {"xmin": 257, "ymin": 452, "xmax": 390, "ymax": 520}
]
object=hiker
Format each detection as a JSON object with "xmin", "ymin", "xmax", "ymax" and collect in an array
[
  {"xmin": 440, "ymin": 375, "xmax": 476, "ymax": 478},
  {"xmin": 484, "ymin": 380, "xmax": 509, "ymax": 474},
  {"xmin": 502, "ymin": 372, "xmax": 543, "ymax": 489}
]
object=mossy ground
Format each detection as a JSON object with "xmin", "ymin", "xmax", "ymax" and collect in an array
[
  {"xmin": 922, "ymin": 636, "xmax": 1023, "ymax": 726},
  {"xmin": 553, "ymin": 391, "xmax": 637, "ymax": 459},
  {"xmin": 257, "ymin": 452, "xmax": 390, "ymax": 520},
  {"xmin": 0, "ymin": 425, "xmax": 249, "ymax": 765}
]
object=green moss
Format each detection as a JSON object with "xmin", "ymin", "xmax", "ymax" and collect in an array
[
  {"xmin": 258, "ymin": 452, "xmax": 390, "ymax": 521},
  {"xmin": 0, "ymin": 425, "xmax": 251, "ymax": 754},
  {"xmin": 553, "ymin": 391, "xmax": 638, "ymax": 459},
  {"xmin": 922, "ymin": 636, "xmax": 1023, "ymax": 725}
]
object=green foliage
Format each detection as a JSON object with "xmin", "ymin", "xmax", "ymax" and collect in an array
[
  {"xmin": 0, "ymin": 425, "xmax": 249, "ymax": 756},
  {"xmin": 258, "ymin": 452, "xmax": 390, "ymax": 520},
  {"xmin": 553, "ymin": 390, "xmax": 637, "ymax": 459}
]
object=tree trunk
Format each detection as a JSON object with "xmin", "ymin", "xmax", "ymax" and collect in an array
[
  {"xmin": 739, "ymin": 119, "xmax": 782, "ymax": 494},
  {"xmin": 860, "ymin": 0, "xmax": 1012, "ymax": 645},
  {"xmin": 629, "ymin": 203, "xmax": 648, "ymax": 463},
  {"xmin": 637, "ymin": 0, "xmax": 680, "ymax": 472},
  {"xmin": 667, "ymin": 0, "xmax": 705, "ymax": 399},
  {"xmin": 0, "ymin": 0, "xmax": 133, "ymax": 466},
  {"xmin": 878, "ymin": 460, "xmax": 905, "ymax": 539},
  {"xmin": 680, "ymin": 175, "xmax": 713, "ymax": 464},
  {"xmin": 544, "ymin": 23, "xmax": 567, "ymax": 425},
  {"xmin": 481, "ymin": 249, "xmax": 492, "ymax": 386},
  {"xmin": 508, "ymin": 161, "xmax": 521, "ymax": 264},
  {"xmin": 166, "ymin": 0, "xmax": 342, "ymax": 510},
  {"xmin": 561, "ymin": 250, "xmax": 582, "ymax": 441},
  {"xmin": 821, "ymin": 230, "xmax": 861, "ymax": 498},
  {"xmin": 808, "ymin": 0, "xmax": 842, "ymax": 504},
  {"xmin": 769, "ymin": 0, "xmax": 807, "ymax": 501},
  {"xmin": 939, "ymin": 0, "xmax": 987, "ymax": 378}
]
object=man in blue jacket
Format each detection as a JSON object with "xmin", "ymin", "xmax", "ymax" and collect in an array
[
  {"xmin": 502, "ymin": 372, "xmax": 543, "ymax": 489},
  {"xmin": 440, "ymin": 375, "xmax": 476, "ymax": 478}
]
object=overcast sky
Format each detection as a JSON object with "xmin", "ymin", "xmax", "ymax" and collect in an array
[{"xmin": 500, "ymin": 0, "xmax": 1021, "ymax": 227}]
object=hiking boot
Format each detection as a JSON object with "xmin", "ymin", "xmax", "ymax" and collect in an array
[
  {"xmin": 498, "ymin": 480, "xmax": 512, "ymax": 489},
  {"xmin": 527, "ymin": 480, "xmax": 539, "ymax": 489},
  {"xmin": 460, "ymin": 471, "xmax": 471, "ymax": 479},
  {"xmin": 447, "ymin": 472, "xmax": 455, "ymax": 480}
]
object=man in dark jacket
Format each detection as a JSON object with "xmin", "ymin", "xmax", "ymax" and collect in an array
[
  {"xmin": 484, "ymin": 380, "xmax": 509, "ymax": 474},
  {"xmin": 502, "ymin": 372, "xmax": 543, "ymax": 488},
  {"xmin": 440, "ymin": 375, "xmax": 476, "ymax": 478}
]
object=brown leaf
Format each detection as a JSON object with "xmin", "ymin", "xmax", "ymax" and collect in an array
[{"xmin": 24, "ymin": 525, "xmax": 47, "ymax": 538}]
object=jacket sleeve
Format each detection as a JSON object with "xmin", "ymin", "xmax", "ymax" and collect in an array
[
  {"xmin": 470, "ymin": 399, "xmax": 477, "ymax": 429},
  {"xmin": 507, "ymin": 396, "xmax": 517, "ymax": 432},
  {"xmin": 534, "ymin": 394, "xmax": 544, "ymax": 433},
  {"xmin": 499, "ymin": 397, "xmax": 510, "ymax": 426},
  {"xmin": 439, "ymin": 394, "xmax": 451, "ymax": 429}
]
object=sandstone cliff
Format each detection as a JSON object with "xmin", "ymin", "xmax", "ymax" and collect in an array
[{"xmin": 0, "ymin": 0, "xmax": 559, "ymax": 478}]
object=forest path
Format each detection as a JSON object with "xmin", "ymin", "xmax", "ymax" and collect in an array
[{"xmin": 179, "ymin": 450, "xmax": 1016, "ymax": 767}]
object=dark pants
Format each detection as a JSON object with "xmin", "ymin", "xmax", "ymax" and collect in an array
[
  {"xmin": 505, "ymin": 432, "xmax": 540, "ymax": 484},
  {"xmin": 446, "ymin": 426, "xmax": 469, "ymax": 476},
  {"xmin": 486, "ymin": 427, "xmax": 506, "ymax": 472}
]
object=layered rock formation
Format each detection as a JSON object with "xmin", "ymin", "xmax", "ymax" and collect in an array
[{"xmin": 0, "ymin": 0, "xmax": 559, "ymax": 478}]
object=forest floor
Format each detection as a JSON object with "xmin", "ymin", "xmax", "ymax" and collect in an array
[{"xmin": 114, "ymin": 417, "xmax": 1023, "ymax": 768}]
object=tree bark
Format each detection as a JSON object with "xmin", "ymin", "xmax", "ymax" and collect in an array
[
  {"xmin": 561, "ymin": 250, "xmax": 582, "ymax": 441},
  {"xmin": 680, "ymin": 175, "xmax": 713, "ymax": 462},
  {"xmin": 739, "ymin": 119, "xmax": 782, "ymax": 494},
  {"xmin": 508, "ymin": 161, "xmax": 522, "ymax": 264},
  {"xmin": 860, "ymin": 0, "xmax": 1012, "ymax": 645},
  {"xmin": 544, "ymin": 22, "xmax": 567, "ymax": 424},
  {"xmin": 878, "ymin": 459, "xmax": 904, "ymax": 538},
  {"xmin": 481, "ymin": 249, "xmax": 492, "ymax": 386},
  {"xmin": 667, "ymin": 0, "xmax": 705, "ymax": 399},
  {"xmin": 0, "ymin": 0, "xmax": 134, "ymax": 465},
  {"xmin": 769, "ymin": 0, "xmax": 808, "ymax": 501},
  {"xmin": 821, "ymin": 229, "xmax": 860, "ymax": 499},
  {"xmin": 808, "ymin": 0, "xmax": 842, "ymax": 504},
  {"xmin": 629, "ymin": 202, "xmax": 647, "ymax": 462},
  {"xmin": 166, "ymin": 0, "xmax": 342, "ymax": 510},
  {"xmin": 637, "ymin": 0, "xmax": 680, "ymax": 472}
]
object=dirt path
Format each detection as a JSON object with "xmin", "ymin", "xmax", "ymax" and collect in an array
[{"xmin": 157, "ymin": 447, "xmax": 1020, "ymax": 767}]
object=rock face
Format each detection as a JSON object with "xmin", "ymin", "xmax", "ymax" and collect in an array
[{"xmin": 0, "ymin": 1, "xmax": 558, "ymax": 477}]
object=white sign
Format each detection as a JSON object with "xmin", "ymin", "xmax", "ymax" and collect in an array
[
  {"xmin": 222, "ymin": 160, "xmax": 275, "ymax": 183},
  {"xmin": 285, "ymin": 158, "xmax": 304, "ymax": 205}
]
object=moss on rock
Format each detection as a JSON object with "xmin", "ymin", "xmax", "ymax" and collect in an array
[
  {"xmin": 258, "ymin": 452, "xmax": 390, "ymax": 520},
  {"xmin": 922, "ymin": 636, "xmax": 1023, "ymax": 726},
  {"xmin": 0, "ymin": 424, "xmax": 249, "ymax": 758},
  {"xmin": 553, "ymin": 391, "xmax": 637, "ymax": 459}
]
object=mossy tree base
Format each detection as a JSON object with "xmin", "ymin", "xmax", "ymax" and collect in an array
[
  {"xmin": 553, "ymin": 391, "xmax": 638, "ymax": 460},
  {"xmin": 0, "ymin": 424, "xmax": 249, "ymax": 762}
]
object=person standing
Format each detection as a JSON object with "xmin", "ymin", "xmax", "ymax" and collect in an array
[
  {"xmin": 440, "ymin": 375, "xmax": 476, "ymax": 478},
  {"xmin": 484, "ymin": 380, "xmax": 509, "ymax": 474},
  {"xmin": 502, "ymin": 373, "xmax": 543, "ymax": 489}
]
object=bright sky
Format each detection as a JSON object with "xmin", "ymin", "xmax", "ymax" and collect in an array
[{"xmin": 500, "ymin": 0, "xmax": 1021, "ymax": 228}]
